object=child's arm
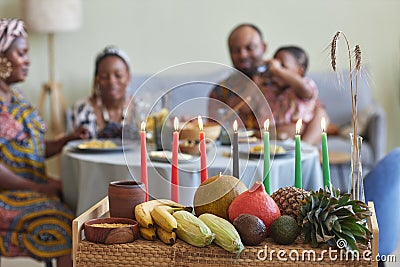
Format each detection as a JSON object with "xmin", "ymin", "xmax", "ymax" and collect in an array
[{"xmin": 268, "ymin": 59, "xmax": 314, "ymax": 100}]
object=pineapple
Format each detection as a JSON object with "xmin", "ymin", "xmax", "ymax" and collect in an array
[
  {"xmin": 271, "ymin": 186, "xmax": 309, "ymax": 221},
  {"xmin": 299, "ymin": 188, "xmax": 372, "ymax": 251}
]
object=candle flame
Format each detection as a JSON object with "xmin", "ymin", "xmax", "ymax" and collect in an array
[
  {"xmin": 296, "ymin": 119, "xmax": 302, "ymax": 134},
  {"xmin": 174, "ymin": 117, "xmax": 179, "ymax": 131},
  {"xmin": 198, "ymin": 116, "xmax": 203, "ymax": 131},
  {"xmin": 141, "ymin": 121, "xmax": 146, "ymax": 131},
  {"xmin": 321, "ymin": 117, "xmax": 326, "ymax": 132},
  {"xmin": 233, "ymin": 120, "xmax": 238, "ymax": 132},
  {"xmin": 264, "ymin": 119, "xmax": 270, "ymax": 131}
]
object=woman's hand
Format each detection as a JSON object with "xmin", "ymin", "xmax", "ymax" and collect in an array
[
  {"xmin": 36, "ymin": 177, "xmax": 63, "ymax": 197},
  {"xmin": 45, "ymin": 126, "xmax": 90, "ymax": 158},
  {"xmin": 67, "ymin": 126, "xmax": 90, "ymax": 141}
]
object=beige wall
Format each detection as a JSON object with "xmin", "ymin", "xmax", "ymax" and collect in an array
[{"xmin": 1, "ymin": 0, "xmax": 399, "ymax": 152}]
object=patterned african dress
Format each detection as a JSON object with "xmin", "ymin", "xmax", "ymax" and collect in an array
[
  {"xmin": 0, "ymin": 88, "xmax": 73, "ymax": 260},
  {"xmin": 67, "ymin": 97, "xmax": 138, "ymax": 139},
  {"xmin": 261, "ymin": 77, "xmax": 319, "ymax": 126},
  {"xmin": 209, "ymin": 73, "xmax": 263, "ymax": 130},
  {"xmin": 209, "ymin": 73, "xmax": 321, "ymax": 129}
]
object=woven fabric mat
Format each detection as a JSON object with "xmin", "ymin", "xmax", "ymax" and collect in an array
[{"xmin": 76, "ymin": 237, "xmax": 372, "ymax": 267}]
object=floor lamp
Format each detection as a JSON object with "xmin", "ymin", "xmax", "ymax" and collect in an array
[{"xmin": 22, "ymin": 0, "xmax": 82, "ymax": 135}]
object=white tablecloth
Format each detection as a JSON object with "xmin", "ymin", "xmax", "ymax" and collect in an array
[{"xmin": 61, "ymin": 141, "xmax": 323, "ymax": 215}]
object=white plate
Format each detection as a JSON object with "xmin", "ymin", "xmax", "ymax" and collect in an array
[
  {"xmin": 238, "ymin": 130, "xmax": 255, "ymax": 138},
  {"xmin": 149, "ymin": 151, "xmax": 195, "ymax": 163},
  {"xmin": 68, "ymin": 139, "xmax": 135, "ymax": 152},
  {"xmin": 240, "ymin": 142, "xmax": 295, "ymax": 158}
]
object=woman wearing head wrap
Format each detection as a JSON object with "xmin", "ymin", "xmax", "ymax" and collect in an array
[
  {"xmin": 0, "ymin": 18, "xmax": 87, "ymax": 267},
  {"xmin": 67, "ymin": 45, "xmax": 135, "ymax": 139}
]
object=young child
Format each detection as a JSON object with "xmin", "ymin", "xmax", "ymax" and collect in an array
[{"xmin": 258, "ymin": 46, "xmax": 320, "ymax": 139}]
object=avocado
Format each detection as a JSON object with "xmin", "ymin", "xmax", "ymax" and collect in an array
[
  {"xmin": 232, "ymin": 214, "xmax": 266, "ymax": 246},
  {"xmin": 270, "ymin": 215, "xmax": 300, "ymax": 245}
]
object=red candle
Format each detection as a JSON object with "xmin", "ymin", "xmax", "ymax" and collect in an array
[
  {"xmin": 171, "ymin": 117, "xmax": 179, "ymax": 202},
  {"xmin": 198, "ymin": 116, "xmax": 208, "ymax": 183},
  {"xmin": 263, "ymin": 119, "xmax": 271, "ymax": 194},
  {"xmin": 140, "ymin": 121, "xmax": 149, "ymax": 201}
]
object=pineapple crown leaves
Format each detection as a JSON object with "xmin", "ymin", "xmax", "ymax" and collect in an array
[{"xmin": 299, "ymin": 188, "xmax": 372, "ymax": 251}]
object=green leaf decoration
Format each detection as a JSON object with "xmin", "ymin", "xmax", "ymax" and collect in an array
[{"xmin": 299, "ymin": 187, "xmax": 372, "ymax": 251}]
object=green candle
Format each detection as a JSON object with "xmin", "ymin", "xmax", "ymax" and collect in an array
[
  {"xmin": 295, "ymin": 119, "xmax": 302, "ymax": 188},
  {"xmin": 232, "ymin": 120, "xmax": 239, "ymax": 178},
  {"xmin": 321, "ymin": 117, "xmax": 331, "ymax": 189},
  {"xmin": 263, "ymin": 119, "xmax": 271, "ymax": 195}
]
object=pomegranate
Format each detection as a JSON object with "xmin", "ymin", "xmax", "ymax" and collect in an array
[{"xmin": 228, "ymin": 181, "xmax": 281, "ymax": 235}]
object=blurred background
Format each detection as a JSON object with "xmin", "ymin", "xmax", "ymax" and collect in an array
[{"xmin": 0, "ymin": 0, "xmax": 399, "ymax": 151}]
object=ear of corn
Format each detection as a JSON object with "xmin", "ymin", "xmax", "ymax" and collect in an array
[
  {"xmin": 199, "ymin": 213, "xmax": 244, "ymax": 256},
  {"xmin": 173, "ymin": 210, "xmax": 215, "ymax": 247}
]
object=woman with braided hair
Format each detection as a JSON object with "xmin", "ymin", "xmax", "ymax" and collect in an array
[{"xmin": 0, "ymin": 18, "xmax": 87, "ymax": 267}]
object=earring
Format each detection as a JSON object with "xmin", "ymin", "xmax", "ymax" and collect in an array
[
  {"xmin": 96, "ymin": 84, "xmax": 102, "ymax": 96},
  {"xmin": 0, "ymin": 57, "xmax": 12, "ymax": 80},
  {"xmin": 91, "ymin": 83, "xmax": 100, "ymax": 97}
]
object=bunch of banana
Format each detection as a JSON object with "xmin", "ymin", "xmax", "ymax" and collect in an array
[
  {"xmin": 150, "ymin": 205, "xmax": 184, "ymax": 232},
  {"xmin": 156, "ymin": 227, "xmax": 176, "ymax": 245},
  {"xmin": 139, "ymin": 223, "xmax": 177, "ymax": 244},
  {"xmin": 139, "ymin": 226, "xmax": 157, "ymax": 241},
  {"xmin": 135, "ymin": 199, "xmax": 191, "ymax": 228},
  {"xmin": 135, "ymin": 199, "xmax": 191, "ymax": 245}
]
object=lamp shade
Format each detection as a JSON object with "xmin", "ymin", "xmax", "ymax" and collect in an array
[{"xmin": 22, "ymin": 0, "xmax": 82, "ymax": 33}]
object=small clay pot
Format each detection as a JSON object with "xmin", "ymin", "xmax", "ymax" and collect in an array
[{"xmin": 108, "ymin": 181, "xmax": 146, "ymax": 219}]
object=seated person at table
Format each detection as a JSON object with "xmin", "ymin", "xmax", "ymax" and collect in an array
[
  {"xmin": 208, "ymin": 23, "xmax": 328, "ymax": 144},
  {"xmin": 67, "ymin": 45, "xmax": 135, "ymax": 139},
  {"xmin": 257, "ymin": 45, "xmax": 319, "ymax": 139},
  {"xmin": 0, "ymin": 18, "xmax": 87, "ymax": 267}
]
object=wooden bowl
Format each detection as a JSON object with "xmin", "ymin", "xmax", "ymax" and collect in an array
[
  {"xmin": 84, "ymin": 217, "xmax": 139, "ymax": 244},
  {"xmin": 179, "ymin": 122, "xmax": 221, "ymax": 141}
]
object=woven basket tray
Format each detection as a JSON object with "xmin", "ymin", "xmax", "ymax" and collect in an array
[
  {"xmin": 76, "ymin": 238, "xmax": 373, "ymax": 267},
  {"xmin": 72, "ymin": 197, "xmax": 379, "ymax": 267}
]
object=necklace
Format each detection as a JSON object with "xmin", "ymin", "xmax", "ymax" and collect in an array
[{"xmin": 102, "ymin": 105, "xmax": 126, "ymax": 123}]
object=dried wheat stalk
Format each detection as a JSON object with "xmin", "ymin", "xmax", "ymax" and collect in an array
[
  {"xmin": 330, "ymin": 31, "xmax": 362, "ymax": 200},
  {"xmin": 354, "ymin": 44, "xmax": 362, "ymax": 199}
]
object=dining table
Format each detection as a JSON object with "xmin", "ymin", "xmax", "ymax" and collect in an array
[{"xmin": 61, "ymin": 139, "xmax": 323, "ymax": 215}]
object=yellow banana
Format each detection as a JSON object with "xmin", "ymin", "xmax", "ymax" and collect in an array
[
  {"xmin": 135, "ymin": 199, "xmax": 187, "ymax": 228},
  {"xmin": 139, "ymin": 226, "xmax": 157, "ymax": 241},
  {"xmin": 150, "ymin": 205, "xmax": 184, "ymax": 232},
  {"xmin": 156, "ymin": 226, "xmax": 176, "ymax": 245}
]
